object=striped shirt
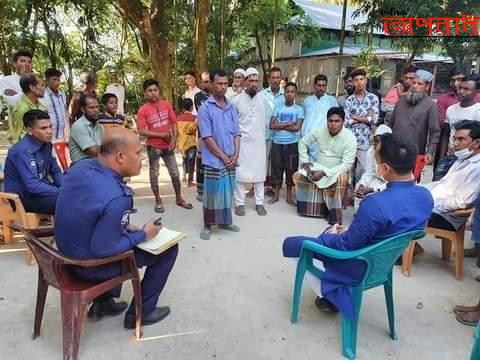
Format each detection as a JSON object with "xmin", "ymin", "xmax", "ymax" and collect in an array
[{"xmin": 41, "ymin": 87, "xmax": 67, "ymax": 141}]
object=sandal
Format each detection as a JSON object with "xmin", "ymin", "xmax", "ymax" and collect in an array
[
  {"xmin": 176, "ymin": 200, "xmax": 193, "ymax": 209},
  {"xmin": 154, "ymin": 205, "xmax": 165, "ymax": 213},
  {"xmin": 455, "ymin": 310, "xmax": 480, "ymax": 326}
]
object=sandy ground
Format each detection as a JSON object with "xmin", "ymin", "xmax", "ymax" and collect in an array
[{"xmin": 0, "ymin": 158, "xmax": 479, "ymax": 360}]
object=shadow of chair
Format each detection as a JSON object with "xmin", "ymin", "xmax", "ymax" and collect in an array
[{"xmin": 13, "ymin": 225, "xmax": 142, "ymax": 360}]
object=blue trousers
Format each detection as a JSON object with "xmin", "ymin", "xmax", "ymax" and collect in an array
[
  {"xmin": 74, "ymin": 245, "xmax": 178, "ymax": 316},
  {"xmin": 21, "ymin": 193, "xmax": 57, "ymax": 215}
]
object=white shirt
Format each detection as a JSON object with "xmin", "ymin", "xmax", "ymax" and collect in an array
[
  {"xmin": 184, "ymin": 87, "xmax": 201, "ymax": 115},
  {"xmin": 0, "ymin": 74, "xmax": 22, "ymax": 107},
  {"xmin": 226, "ymin": 86, "xmax": 243, "ymax": 101},
  {"xmin": 105, "ymin": 83, "xmax": 125, "ymax": 115},
  {"xmin": 446, "ymin": 102, "xmax": 480, "ymax": 152},
  {"xmin": 40, "ymin": 87, "xmax": 68, "ymax": 142}
]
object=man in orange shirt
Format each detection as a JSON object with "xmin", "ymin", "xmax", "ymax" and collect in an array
[{"xmin": 136, "ymin": 79, "xmax": 192, "ymax": 213}]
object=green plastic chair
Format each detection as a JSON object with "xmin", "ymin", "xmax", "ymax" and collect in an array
[
  {"xmin": 290, "ymin": 230, "xmax": 425, "ymax": 360},
  {"xmin": 471, "ymin": 322, "xmax": 480, "ymax": 360}
]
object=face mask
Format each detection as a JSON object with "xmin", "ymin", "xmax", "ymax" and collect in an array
[{"xmin": 454, "ymin": 148, "xmax": 473, "ymax": 160}]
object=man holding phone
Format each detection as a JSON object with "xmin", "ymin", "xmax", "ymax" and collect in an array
[{"xmin": 55, "ymin": 128, "xmax": 178, "ymax": 329}]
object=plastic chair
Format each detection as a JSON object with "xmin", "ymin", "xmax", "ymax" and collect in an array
[
  {"xmin": 290, "ymin": 230, "xmax": 425, "ymax": 360},
  {"xmin": 472, "ymin": 321, "xmax": 480, "ymax": 360},
  {"xmin": 13, "ymin": 225, "xmax": 142, "ymax": 360},
  {"xmin": 413, "ymin": 155, "xmax": 427, "ymax": 182},
  {"xmin": 402, "ymin": 208, "xmax": 473, "ymax": 280}
]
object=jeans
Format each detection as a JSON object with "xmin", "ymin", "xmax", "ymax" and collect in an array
[{"xmin": 147, "ymin": 146, "xmax": 180, "ymax": 194}]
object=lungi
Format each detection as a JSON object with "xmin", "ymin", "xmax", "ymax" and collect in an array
[
  {"xmin": 203, "ymin": 166, "xmax": 236, "ymax": 226},
  {"xmin": 294, "ymin": 171, "xmax": 350, "ymax": 224}
]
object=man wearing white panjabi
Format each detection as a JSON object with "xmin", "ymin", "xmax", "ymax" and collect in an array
[{"xmin": 231, "ymin": 67, "xmax": 270, "ymax": 216}]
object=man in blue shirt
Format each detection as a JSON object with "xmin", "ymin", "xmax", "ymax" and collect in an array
[
  {"xmin": 55, "ymin": 128, "xmax": 178, "ymax": 329},
  {"xmin": 283, "ymin": 133, "xmax": 433, "ymax": 319},
  {"xmin": 269, "ymin": 82, "xmax": 303, "ymax": 206},
  {"xmin": 4, "ymin": 109, "xmax": 63, "ymax": 214},
  {"xmin": 301, "ymin": 74, "xmax": 338, "ymax": 161}
]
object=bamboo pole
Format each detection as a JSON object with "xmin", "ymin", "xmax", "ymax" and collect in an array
[
  {"xmin": 335, "ymin": 0, "xmax": 348, "ymax": 97},
  {"xmin": 271, "ymin": 0, "xmax": 279, "ymax": 67}
]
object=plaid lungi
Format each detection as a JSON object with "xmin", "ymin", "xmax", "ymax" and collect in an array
[
  {"xmin": 203, "ymin": 166, "xmax": 236, "ymax": 226},
  {"xmin": 294, "ymin": 171, "xmax": 350, "ymax": 224}
]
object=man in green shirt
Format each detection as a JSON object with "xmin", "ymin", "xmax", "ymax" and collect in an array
[
  {"xmin": 294, "ymin": 107, "xmax": 357, "ymax": 224},
  {"xmin": 69, "ymin": 95, "xmax": 104, "ymax": 164},
  {"xmin": 9, "ymin": 73, "xmax": 46, "ymax": 143}
]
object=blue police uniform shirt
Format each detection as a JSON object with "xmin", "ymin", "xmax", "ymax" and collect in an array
[
  {"xmin": 55, "ymin": 158, "xmax": 146, "ymax": 259},
  {"xmin": 4, "ymin": 135, "xmax": 63, "ymax": 197},
  {"xmin": 283, "ymin": 180, "xmax": 433, "ymax": 320}
]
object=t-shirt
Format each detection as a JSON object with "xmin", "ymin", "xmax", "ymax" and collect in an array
[
  {"xmin": 176, "ymin": 112, "xmax": 197, "ymax": 151},
  {"xmin": 98, "ymin": 112, "xmax": 127, "ymax": 128},
  {"xmin": 105, "ymin": 83, "xmax": 126, "ymax": 115},
  {"xmin": 69, "ymin": 116, "xmax": 104, "ymax": 164},
  {"xmin": 136, "ymin": 100, "xmax": 176, "ymax": 150},
  {"xmin": 446, "ymin": 102, "xmax": 480, "ymax": 152},
  {"xmin": 271, "ymin": 103, "xmax": 304, "ymax": 145}
]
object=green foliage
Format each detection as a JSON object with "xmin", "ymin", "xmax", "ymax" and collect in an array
[{"xmin": 353, "ymin": 46, "xmax": 386, "ymax": 79}]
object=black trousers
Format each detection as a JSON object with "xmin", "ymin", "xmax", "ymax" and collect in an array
[
  {"xmin": 427, "ymin": 213, "xmax": 456, "ymax": 231},
  {"xmin": 270, "ymin": 142, "xmax": 298, "ymax": 187}
]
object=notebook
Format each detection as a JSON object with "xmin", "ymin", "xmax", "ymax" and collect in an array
[{"xmin": 136, "ymin": 227, "xmax": 186, "ymax": 255}]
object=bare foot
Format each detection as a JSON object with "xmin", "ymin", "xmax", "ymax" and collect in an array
[
  {"xmin": 268, "ymin": 197, "xmax": 279, "ymax": 205},
  {"xmin": 286, "ymin": 198, "xmax": 297, "ymax": 206}
]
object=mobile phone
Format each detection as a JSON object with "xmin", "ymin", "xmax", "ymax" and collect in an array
[{"xmin": 153, "ymin": 217, "xmax": 162, "ymax": 226}]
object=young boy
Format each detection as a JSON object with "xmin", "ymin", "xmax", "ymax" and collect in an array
[
  {"xmin": 269, "ymin": 82, "xmax": 304, "ymax": 206},
  {"xmin": 176, "ymin": 98, "xmax": 197, "ymax": 186},
  {"xmin": 99, "ymin": 93, "xmax": 128, "ymax": 129}
]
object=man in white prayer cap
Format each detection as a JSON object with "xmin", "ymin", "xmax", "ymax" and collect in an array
[
  {"xmin": 231, "ymin": 67, "xmax": 270, "ymax": 216},
  {"xmin": 226, "ymin": 68, "xmax": 245, "ymax": 100},
  {"xmin": 388, "ymin": 69, "xmax": 440, "ymax": 165}
]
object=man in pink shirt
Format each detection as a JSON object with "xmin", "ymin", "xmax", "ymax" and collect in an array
[{"xmin": 136, "ymin": 79, "xmax": 193, "ymax": 213}]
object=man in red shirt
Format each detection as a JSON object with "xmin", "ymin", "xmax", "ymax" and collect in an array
[{"xmin": 136, "ymin": 79, "xmax": 193, "ymax": 212}]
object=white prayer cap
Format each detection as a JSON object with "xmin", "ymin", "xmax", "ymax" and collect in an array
[
  {"xmin": 416, "ymin": 69, "xmax": 433, "ymax": 83},
  {"xmin": 233, "ymin": 68, "xmax": 246, "ymax": 77},
  {"xmin": 244, "ymin": 67, "xmax": 259, "ymax": 79},
  {"xmin": 375, "ymin": 124, "xmax": 392, "ymax": 136}
]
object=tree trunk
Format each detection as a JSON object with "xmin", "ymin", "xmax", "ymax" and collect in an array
[
  {"xmin": 194, "ymin": 0, "xmax": 210, "ymax": 74},
  {"xmin": 255, "ymin": 31, "xmax": 268, "ymax": 83},
  {"xmin": 115, "ymin": 0, "xmax": 173, "ymax": 101}
]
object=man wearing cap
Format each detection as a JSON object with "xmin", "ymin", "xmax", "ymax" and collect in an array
[
  {"xmin": 231, "ymin": 68, "xmax": 270, "ymax": 216},
  {"xmin": 226, "ymin": 69, "xmax": 245, "ymax": 100},
  {"xmin": 355, "ymin": 124, "xmax": 392, "ymax": 198},
  {"xmin": 388, "ymin": 69, "xmax": 440, "ymax": 165}
]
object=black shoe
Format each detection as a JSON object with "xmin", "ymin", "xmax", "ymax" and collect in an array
[
  {"xmin": 124, "ymin": 306, "xmax": 171, "ymax": 329},
  {"xmin": 87, "ymin": 299, "xmax": 128, "ymax": 322},
  {"xmin": 315, "ymin": 296, "xmax": 339, "ymax": 313}
]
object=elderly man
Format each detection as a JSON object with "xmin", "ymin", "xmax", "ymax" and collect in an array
[
  {"xmin": 294, "ymin": 107, "xmax": 356, "ymax": 224},
  {"xmin": 231, "ymin": 67, "xmax": 270, "ymax": 216},
  {"xmin": 226, "ymin": 68, "xmax": 245, "ymax": 100},
  {"xmin": 344, "ymin": 68, "xmax": 379, "ymax": 182},
  {"xmin": 283, "ymin": 133, "xmax": 433, "ymax": 317},
  {"xmin": 198, "ymin": 69, "xmax": 241, "ymax": 240},
  {"xmin": 4, "ymin": 109, "xmax": 63, "ymax": 215},
  {"xmin": 388, "ymin": 69, "xmax": 440, "ymax": 165},
  {"xmin": 301, "ymin": 74, "xmax": 338, "ymax": 161},
  {"xmin": 9, "ymin": 73, "xmax": 46, "ymax": 143},
  {"xmin": 55, "ymin": 128, "xmax": 177, "ymax": 328}
]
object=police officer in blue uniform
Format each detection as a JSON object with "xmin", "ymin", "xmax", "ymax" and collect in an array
[
  {"xmin": 55, "ymin": 128, "xmax": 178, "ymax": 328},
  {"xmin": 4, "ymin": 109, "xmax": 63, "ymax": 214}
]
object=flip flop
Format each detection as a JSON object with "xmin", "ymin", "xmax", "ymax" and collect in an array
[
  {"xmin": 176, "ymin": 201, "xmax": 193, "ymax": 210},
  {"xmin": 455, "ymin": 312, "xmax": 480, "ymax": 326},
  {"xmin": 154, "ymin": 205, "xmax": 165, "ymax": 213}
]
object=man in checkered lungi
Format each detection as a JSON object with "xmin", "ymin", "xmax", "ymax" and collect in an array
[{"xmin": 295, "ymin": 107, "xmax": 357, "ymax": 224}]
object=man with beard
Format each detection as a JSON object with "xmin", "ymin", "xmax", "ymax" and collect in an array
[
  {"xmin": 69, "ymin": 95, "xmax": 104, "ymax": 164},
  {"xmin": 231, "ymin": 67, "xmax": 269, "ymax": 216},
  {"xmin": 226, "ymin": 68, "xmax": 245, "ymax": 101},
  {"xmin": 388, "ymin": 69, "xmax": 440, "ymax": 165},
  {"xmin": 337, "ymin": 73, "xmax": 353, "ymax": 109}
]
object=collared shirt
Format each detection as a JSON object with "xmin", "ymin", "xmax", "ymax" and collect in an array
[
  {"xmin": 55, "ymin": 158, "xmax": 146, "ymax": 260},
  {"xmin": 357, "ymin": 146, "xmax": 387, "ymax": 192},
  {"xmin": 425, "ymin": 153, "xmax": 480, "ymax": 228},
  {"xmin": 298, "ymin": 126, "xmax": 357, "ymax": 188},
  {"xmin": 260, "ymin": 86, "xmax": 285, "ymax": 140},
  {"xmin": 302, "ymin": 94, "xmax": 338, "ymax": 159},
  {"xmin": 9, "ymin": 94, "xmax": 47, "ymax": 143},
  {"xmin": 437, "ymin": 90, "xmax": 480, "ymax": 127},
  {"xmin": 69, "ymin": 116, "xmax": 104, "ymax": 164},
  {"xmin": 184, "ymin": 87, "xmax": 201, "ymax": 115},
  {"xmin": 344, "ymin": 91, "xmax": 379, "ymax": 149},
  {"xmin": 4, "ymin": 135, "xmax": 63, "ymax": 198},
  {"xmin": 41, "ymin": 87, "xmax": 67, "ymax": 141},
  {"xmin": 389, "ymin": 95, "xmax": 440, "ymax": 156},
  {"xmin": 198, "ymin": 96, "xmax": 240, "ymax": 170},
  {"xmin": 316, "ymin": 181, "xmax": 433, "ymax": 319}
]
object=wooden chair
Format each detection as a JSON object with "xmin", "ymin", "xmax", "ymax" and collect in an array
[
  {"xmin": 402, "ymin": 208, "xmax": 474, "ymax": 280},
  {"xmin": 0, "ymin": 192, "xmax": 53, "ymax": 264},
  {"xmin": 13, "ymin": 225, "xmax": 142, "ymax": 360}
]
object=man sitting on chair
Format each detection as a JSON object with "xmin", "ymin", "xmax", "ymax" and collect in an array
[
  {"xmin": 4, "ymin": 109, "xmax": 63, "ymax": 215},
  {"xmin": 283, "ymin": 134, "xmax": 433, "ymax": 318}
]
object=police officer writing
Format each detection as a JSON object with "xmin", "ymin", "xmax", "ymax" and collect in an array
[
  {"xmin": 55, "ymin": 128, "xmax": 178, "ymax": 329},
  {"xmin": 4, "ymin": 109, "xmax": 63, "ymax": 214}
]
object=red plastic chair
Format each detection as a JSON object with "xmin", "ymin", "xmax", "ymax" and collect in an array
[
  {"xmin": 53, "ymin": 142, "xmax": 69, "ymax": 172},
  {"xmin": 413, "ymin": 155, "xmax": 427, "ymax": 183},
  {"xmin": 13, "ymin": 225, "xmax": 142, "ymax": 360}
]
